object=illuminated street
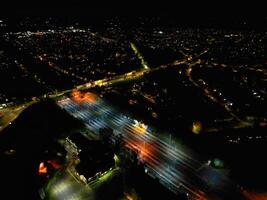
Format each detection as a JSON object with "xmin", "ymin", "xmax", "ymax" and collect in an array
[
  {"xmin": 57, "ymin": 92, "xmax": 241, "ymax": 199},
  {"xmin": 0, "ymin": 101, "xmax": 35, "ymax": 132}
]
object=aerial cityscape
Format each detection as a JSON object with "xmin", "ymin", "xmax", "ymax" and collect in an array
[{"xmin": 0, "ymin": 14, "xmax": 266, "ymax": 200}]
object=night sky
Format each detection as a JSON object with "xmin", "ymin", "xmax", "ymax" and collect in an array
[
  {"xmin": 1, "ymin": 1, "xmax": 266, "ymax": 26},
  {"xmin": 0, "ymin": 4, "xmax": 265, "ymax": 31}
]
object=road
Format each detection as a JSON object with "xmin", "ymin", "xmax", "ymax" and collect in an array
[
  {"xmin": 57, "ymin": 94, "xmax": 243, "ymax": 200},
  {"xmin": 0, "ymin": 101, "xmax": 36, "ymax": 132}
]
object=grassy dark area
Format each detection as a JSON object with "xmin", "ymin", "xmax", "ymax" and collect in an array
[
  {"xmin": 137, "ymin": 45, "xmax": 184, "ymax": 67},
  {"xmin": 187, "ymin": 126, "xmax": 267, "ymax": 191},
  {"xmin": 0, "ymin": 99, "xmax": 84, "ymax": 200},
  {"xmin": 93, "ymin": 169, "xmax": 124, "ymax": 200},
  {"xmin": 125, "ymin": 165, "xmax": 187, "ymax": 200}
]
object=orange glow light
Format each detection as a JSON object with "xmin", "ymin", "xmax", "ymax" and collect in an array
[
  {"xmin": 47, "ymin": 160, "xmax": 61, "ymax": 169},
  {"xmin": 71, "ymin": 90, "xmax": 97, "ymax": 103},
  {"xmin": 39, "ymin": 162, "xmax": 47, "ymax": 174},
  {"xmin": 139, "ymin": 142, "xmax": 155, "ymax": 162},
  {"xmin": 133, "ymin": 121, "xmax": 147, "ymax": 134},
  {"xmin": 84, "ymin": 92, "xmax": 97, "ymax": 103},
  {"xmin": 242, "ymin": 189, "xmax": 267, "ymax": 200},
  {"xmin": 125, "ymin": 193, "xmax": 134, "ymax": 200}
]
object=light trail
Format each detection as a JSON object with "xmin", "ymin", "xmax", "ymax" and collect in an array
[
  {"xmin": 59, "ymin": 97, "xmax": 201, "ymax": 175},
  {"xmin": 130, "ymin": 42, "xmax": 150, "ymax": 70},
  {"xmin": 57, "ymin": 93, "xmax": 239, "ymax": 199}
]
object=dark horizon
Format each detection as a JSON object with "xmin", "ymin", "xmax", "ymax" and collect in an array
[
  {"xmin": 1, "ymin": 15, "xmax": 266, "ymax": 31},
  {"xmin": 0, "ymin": 3, "xmax": 265, "ymax": 30}
]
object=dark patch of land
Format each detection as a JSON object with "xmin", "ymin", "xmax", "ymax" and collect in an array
[{"xmin": 0, "ymin": 99, "xmax": 84, "ymax": 199}]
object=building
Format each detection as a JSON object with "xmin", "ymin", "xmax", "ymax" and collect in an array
[{"xmin": 69, "ymin": 132, "xmax": 115, "ymax": 179}]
